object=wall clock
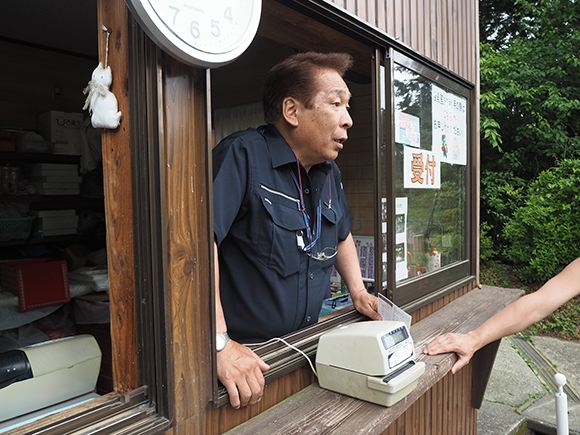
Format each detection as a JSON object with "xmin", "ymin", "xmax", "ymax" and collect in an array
[{"xmin": 125, "ymin": 0, "xmax": 262, "ymax": 68}]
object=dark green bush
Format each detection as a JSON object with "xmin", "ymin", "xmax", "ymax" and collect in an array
[
  {"xmin": 480, "ymin": 169, "xmax": 527, "ymax": 262},
  {"xmin": 503, "ymin": 159, "xmax": 580, "ymax": 282},
  {"xmin": 479, "ymin": 221, "xmax": 495, "ymax": 263}
]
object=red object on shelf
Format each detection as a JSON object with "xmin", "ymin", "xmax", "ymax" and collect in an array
[{"xmin": 1, "ymin": 258, "xmax": 70, "ymax": 311}]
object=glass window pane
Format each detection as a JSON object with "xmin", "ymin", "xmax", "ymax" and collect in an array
[{"xmin": 390, "ymin": 64, "xmax": 468, "ymax": 284}]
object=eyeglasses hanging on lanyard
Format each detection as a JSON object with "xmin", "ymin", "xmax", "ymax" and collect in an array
[{"xmin": 291, "ymin": 155, "xmax": 338, "ymax": 261}]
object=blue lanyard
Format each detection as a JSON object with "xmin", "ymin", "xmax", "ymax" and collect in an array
[{"xmin": 290, "ymin": 170, "xmax": 323, "ymax": 253}]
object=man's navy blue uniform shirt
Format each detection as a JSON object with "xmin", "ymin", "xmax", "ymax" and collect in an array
[{"xmin": 213, "ymin": 124, "xmax": 353, "ymax": 343}]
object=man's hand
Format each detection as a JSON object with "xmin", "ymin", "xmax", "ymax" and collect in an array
[
  {"xmin": 217, "ymin": 340, "xmax": 270, "ymax": 409},
  {"xmin": 422, "ymin": 332, "xmax": 478, "ymax": 374},
  {"xmin": 350, "ymin": 289, "xmax": 382, "ymax": 321}
]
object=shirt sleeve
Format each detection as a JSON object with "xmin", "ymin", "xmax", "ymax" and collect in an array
[{"xmin": 212, "ymin": 137, "xmax": 251, "ymax": 246}]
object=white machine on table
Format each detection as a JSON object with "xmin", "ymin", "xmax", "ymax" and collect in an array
[
  {"xmin": 0, "ymin": 334, "xmax": 102, "ymax": 423},
  {"xmin": 316, "ymin": 321, "xmax": 425, "ymax": 407}
]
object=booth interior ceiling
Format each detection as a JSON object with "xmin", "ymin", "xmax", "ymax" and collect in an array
[{"xmin": 0, "ymin": 0, "xmax": 97, "ymax": 58}]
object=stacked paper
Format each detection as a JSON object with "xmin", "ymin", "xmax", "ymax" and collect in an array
[
  {"xmin": 31, "ymin": 209, "xmax": 78, "ymax": 236},
  {"xmin": 25, "ymin": 163, "xmax": 81, "ymax": 195}
]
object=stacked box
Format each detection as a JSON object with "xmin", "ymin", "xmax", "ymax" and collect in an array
[
  {"xmin": 1, "ymin": 258, "xmax": 70, "ymax": 312},
  {"xmin": 38, "ymin": 111, "xmax": 83, "ymax": 155},
  {"xmin": 25, "ymin": 163, "xmax": 81, "ymax": 195},
  {"xmin": 31, "ymin": 209, "xmax": 78, "ymax": 236},
  {"xmin": 0, "ymin": 130, "xmax": 20, "ymax": 152}
]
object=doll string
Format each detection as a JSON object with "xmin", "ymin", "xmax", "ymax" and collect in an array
[{"xmin": 101, "ymin": 24, "xmax": 111, "ymax": 68}]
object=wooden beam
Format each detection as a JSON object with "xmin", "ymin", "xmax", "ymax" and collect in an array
[
  {"xmin": 97, "ymin": 0, "xmax": 139, "ymax": 392},
  {"xmin": 259, "ymin": 0, "xmax": 372, "ymax": 78}
]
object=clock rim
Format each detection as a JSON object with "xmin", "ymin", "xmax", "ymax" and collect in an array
[{"xmin": 126, "ymin": 0, "xmax": 262, "ymax": 68}]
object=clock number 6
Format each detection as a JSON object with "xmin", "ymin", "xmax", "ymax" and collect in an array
[{"xmin": 190, "ymin": 21, "xmax": 200, "ymax": 39}]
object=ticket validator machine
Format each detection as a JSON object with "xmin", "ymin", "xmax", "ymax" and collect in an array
[{"xmin": 316, "ymin": 321, "xmax": 425, "ymax": 407}]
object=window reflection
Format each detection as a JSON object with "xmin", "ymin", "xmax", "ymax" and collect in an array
[{"xmin": 390, "ymin": 65, "xmax": 468, "ymax": 283}]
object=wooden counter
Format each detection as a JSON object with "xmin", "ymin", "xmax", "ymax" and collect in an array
[{"xmin": 225, "ymin": 286, "xmax": 523, "ymax": 435}]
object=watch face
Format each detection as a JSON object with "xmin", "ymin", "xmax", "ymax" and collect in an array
[
  {"xmin": 127, "ymin": 0, "xmax": 262, "ymax": 68},
  {"xmin": 216, "ymin": 333, "xmax": 229, "ymax": 351}
]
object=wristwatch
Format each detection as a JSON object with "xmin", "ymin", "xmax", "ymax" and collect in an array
[{"xmin": 216, "ymin": 332, "xmax": 230, "ymax": 352}]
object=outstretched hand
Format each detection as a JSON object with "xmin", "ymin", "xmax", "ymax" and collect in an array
[
  {"xmin": 351, "ymin": 290, "xmax": 382, "ymax": 321},
  {"xmin": 217, "ymin": 340, "xmax": 270, "ymax": 409},
  {"xmin": 422, "ymin": 332, "xmax": 479, "ymax": 374}
]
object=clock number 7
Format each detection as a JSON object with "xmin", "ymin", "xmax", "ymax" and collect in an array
[{"xmin": 169, "ymin": 5, "xmax": 179, "ymax": 25}]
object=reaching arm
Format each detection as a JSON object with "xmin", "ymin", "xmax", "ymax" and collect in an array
[
  {"xmin": 334, "ymin": 233, "xmax": 381, "ymax": 320},
  {"xmin": 214, "ymin": 241, "xmax": 270, "ymax": 409},
  {"xmin": 423, "ymin": 257, "xmax": 580, "ymax": 373}
]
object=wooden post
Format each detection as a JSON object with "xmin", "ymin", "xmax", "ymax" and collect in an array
[{"xmin": 97, "ymin": 0, "xmax": 138, "ymax": 393}]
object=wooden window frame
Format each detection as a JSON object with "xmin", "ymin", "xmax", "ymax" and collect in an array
[
  {"xmin": 384, "ymin": 50, "xmax": 477, "ymax": 308},
  {"xmin": 210, "ymin": 0, "xmax": 478, "ymax": 406}
]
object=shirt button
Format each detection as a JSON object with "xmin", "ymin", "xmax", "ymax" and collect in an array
[
  {"xmin": 304, "ymin": 188, "xmax": 310, "ymax": 194},
  {"xmin": 306, "ymin": 315, "xmax": 312, "ymax": 322},
  {"xmin": 310, "ymin": 273, "xmax": 314, "ymax": 280}
]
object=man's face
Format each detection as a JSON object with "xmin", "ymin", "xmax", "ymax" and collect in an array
[{"xmin": 294, "ymin": 68, "xmax": 353, "ymax": 169}]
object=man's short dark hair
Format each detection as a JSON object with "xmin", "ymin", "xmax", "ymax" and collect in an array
[{"xmin": 263, "ymin": 52, "xmax": 354, "ymax": 124}]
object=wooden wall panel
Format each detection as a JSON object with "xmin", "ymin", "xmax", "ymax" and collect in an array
[
  {"xmin": 328, "ymin": 0, "xmax": 479, "ymax": 84},
  {"xmin": 336, "ymin": 81, "xmax": 375, "ymax": 237}
]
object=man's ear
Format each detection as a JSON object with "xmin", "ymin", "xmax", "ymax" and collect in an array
[{"xmin": 281, "ymin": 97, "xmax": 300, "ymax": 127}]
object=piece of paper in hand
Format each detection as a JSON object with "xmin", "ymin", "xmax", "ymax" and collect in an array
[{"xmin": 378, "ymin": 293, "xmax": 412, "ymax": 331}]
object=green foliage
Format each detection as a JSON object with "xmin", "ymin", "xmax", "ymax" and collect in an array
[
  {"xmin": 479, "ymin": 0, "xmax": 580, "ymax": 265},
  {"xmin": 479, "ymin": 221, "xmax": 495, "ymax": 263},
  {"xmin": 480, "ymin": 0, "xmax": 528, "ymax": 49},
  {"xmin": 503, "ymin": 160, "xmax": 580, "ymax": 281},
  {"xmin": 480, "ymin": 170, "xmax": 526, "ymax": 261},
  {"xmin": 479, "ymin": 0, "xmax": 580, "ymax": 180}
]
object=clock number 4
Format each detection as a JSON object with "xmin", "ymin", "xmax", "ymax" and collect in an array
[{"xmin": 224, "ymin": 7, "xmax": 233, "ymax": 23}]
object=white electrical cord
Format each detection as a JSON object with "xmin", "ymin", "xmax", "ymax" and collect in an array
[{"xmin": 249, "ymin": 337, "xmax": 318, "ymax": 377}]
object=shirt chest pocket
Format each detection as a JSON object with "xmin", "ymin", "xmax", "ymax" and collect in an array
[{"xmin": 257, "ymin": 187, "xmax": 305, "ymax": 278}]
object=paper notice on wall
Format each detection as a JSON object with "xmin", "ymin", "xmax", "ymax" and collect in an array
[
  {"xmin": 353, "ymin": 236, "xmax": 375, "ymax": 282},
  {"xmin": 395, "ymin": 197, "xmax": 408, "ymax": 281},
  {"xmin": 404, "ymin": 146, "xmax": 440, "ymax": 189},
  {"xmin": 432, "ymin": 84, "xmax": 467, "ymax": 165},
  {"xmin": 395, "ymin": 110, "xmax": 420, "ymax": 147},
  {"xmin": 378, "ymin": 293, "xmax": 412, "ymax": 331}
]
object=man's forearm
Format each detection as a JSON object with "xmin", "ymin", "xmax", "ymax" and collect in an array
[{"xmin": 214, "ymin": 240, "xmax": 228, "ymax": 333}]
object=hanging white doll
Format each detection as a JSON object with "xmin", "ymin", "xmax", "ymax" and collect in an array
[{"xmin": 83, "ymin": 25, "xmax": 122, "ymax": 129}]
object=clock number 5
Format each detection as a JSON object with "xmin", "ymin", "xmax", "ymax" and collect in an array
[{"xmin": 211, "ymin": 19, "xmax": 220, "ymax": 37}]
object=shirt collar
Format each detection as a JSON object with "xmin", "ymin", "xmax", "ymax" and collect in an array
[{"xmin": 262, "ymin": 124, "xmax": 332, "ymax": 175}]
